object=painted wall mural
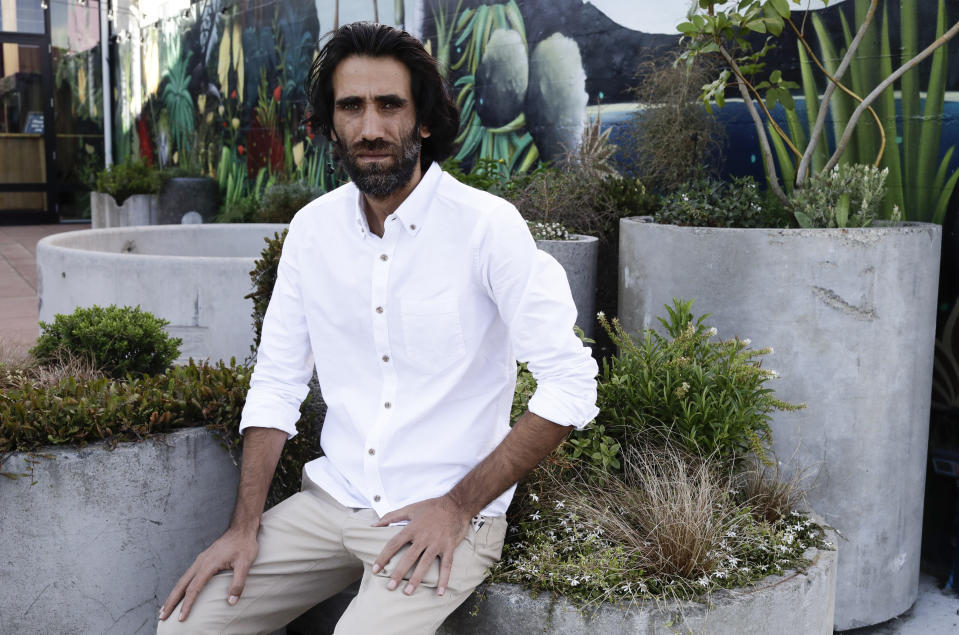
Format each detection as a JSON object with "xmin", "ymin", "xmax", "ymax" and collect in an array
[{"xmin": 105, "ymin": 0, "xmax": 959, "ymax": 219}]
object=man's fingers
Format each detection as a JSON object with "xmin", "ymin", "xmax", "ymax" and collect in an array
[
  {"xmin": 159, "ymin": 565, "xmax": 196, "ymax": 620},
  {"xmin": 371, "ymin": 529, "xmax": 410, "ymax": 574},
  {"xmin": 227, "ymin": 557, "xmax": 253, "ymax": 605},
  {"xmin": 436, "ymin": 550, "xmax": 455, "ymax": 596},
  {"xmin": 404, "ymin": 548, "xmax": 439, "ymax": 595},
  {"xmin": 386, "ymin": 544, "xmax": 423, "ymax": 591},
  {"xmin": 178, "ymin": 567, "xmax": 216, "ymax": 621}
]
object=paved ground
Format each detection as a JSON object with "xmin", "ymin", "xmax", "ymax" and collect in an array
[
  {"xmin": 2, "ymin": 223, "xmax": 958, "ymax": 632},
  {"xmin": 0, "ymin": 223, "xmax": 88, "ymax": 358}
]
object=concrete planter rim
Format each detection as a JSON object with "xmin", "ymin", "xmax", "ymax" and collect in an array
[
  {"xmin": 621, "ymin": 216, "xmax": 936, "ymax": 233},
  {"xmin": 534, "ymin": 233, "xmax": 599, "ymax": 244},
  {"xmin": 38, "ymin": 223, "xmax": 288, "ymax": 263},
  {"xmin": 2, "ymin": 424, "xmax": 219, "ymax": 463}
]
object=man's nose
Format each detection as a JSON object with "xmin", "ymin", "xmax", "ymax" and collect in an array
[{"xmin": 359, "ymin": 109, "xmax": 386, "ymax": 142}]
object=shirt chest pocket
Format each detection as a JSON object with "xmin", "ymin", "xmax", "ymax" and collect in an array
[{"xmin": 400, "ymin": 297, "xmax": 467, "ymax": 372}]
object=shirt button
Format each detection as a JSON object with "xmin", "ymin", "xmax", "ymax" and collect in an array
[
  {"xmin": 380, "ymin": 254, "xmax": 388, "ymax": 261},
  {"xmin": 384, "ymin": 401, "xmax": 391, "ymax": 409},
  {"xmin": 382, "ymin": 355, "xmax": 390, "ymax": 362},
  {"xmin": 376, "ymin": 306, "xmax": 384, "ymax": 314},
  {"xmin": 410, "ymin": 224, "xmax": 416, "ymax": 230},
  {"xmin": 368, "ymin": 448, "xmax": 376, "ymax": 455},
  {"xmin": 374, "ymin": 495, "xmax": 381, "ymax": 502}
]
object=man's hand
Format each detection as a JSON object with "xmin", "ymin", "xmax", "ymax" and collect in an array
[
  {"xmin": 371, "ymin": 495, "xmax": 473, "ymax": 597},
  {"xmin": 158, "ymin": 527, "xmax": 259, "ymax": 622}
]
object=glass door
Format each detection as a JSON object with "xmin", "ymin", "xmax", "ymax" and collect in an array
[{"xmin": 0, "ymin": 0, "xmax": 55, "ymax": 222}]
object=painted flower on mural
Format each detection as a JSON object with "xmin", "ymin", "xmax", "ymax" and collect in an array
[{"xmin": 273, "ymin": 85, "xmax": 282, "ymax": 102}]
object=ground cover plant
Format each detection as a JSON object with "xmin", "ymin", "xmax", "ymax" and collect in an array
[{"xmin": 490, "ymin": 300, "xmax": 825, "ymax": 608}]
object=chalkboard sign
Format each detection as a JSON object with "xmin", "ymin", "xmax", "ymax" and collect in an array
[{"xmin": 23, "ymin": 112, "xmax": 44, "ymax": 134}]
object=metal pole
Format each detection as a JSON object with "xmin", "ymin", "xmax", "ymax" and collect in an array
[{"xmin": 100, "ymin": 0, "xmax": 113, "ymax": 167}]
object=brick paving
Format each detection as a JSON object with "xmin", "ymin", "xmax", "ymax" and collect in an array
[{"xmin": 0, "ymin": 224, "xmax": 89, "ymax": 359}]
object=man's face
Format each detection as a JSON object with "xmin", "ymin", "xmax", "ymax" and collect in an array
[{"xmin": 330, "ymin": 55, "xmax": 431, "ymax": 198}]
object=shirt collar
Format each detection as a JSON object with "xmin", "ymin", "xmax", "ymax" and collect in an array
[{"xmin": 350, "ymin": 162, "xmax": 442, "ymax": 240}]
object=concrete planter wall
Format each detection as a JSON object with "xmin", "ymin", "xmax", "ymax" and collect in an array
[
  {"xmin": 536, "ymin": 234, "xmax": 599, "ymax": 339},
  {"xmin": 442, "ymin": 533, "xmax": 836, "ymax": 634},
  {"xmin": 91, "ymin": 191, "xmax": 158, "ymax": 229},
  {"xmin": 618, "ymin": 218, "xmax": 942, "ymax": 629},
  {"xmin": 0, "ymin": 427, "xmax": 239, "ymax": 635},
  {"xmin": 37, "ymin": 224, "xmax": 288, "ymax": 363}
]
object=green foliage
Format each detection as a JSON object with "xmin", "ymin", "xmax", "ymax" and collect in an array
[
  {"xmin": 656, "ymin": 176, "xmax": 791, "ymax": 228},
  {"xmin": 95, "ymin": 161, "xmax": 160, "ymax": 205},
  {"xmin": 790, "ymin": 164, "xmax": 896, "ymax": 228},
  {"xmin": 246, "ymin": 230, "xmax": 288, "ymax": 352},
  {"xmin": 32, "ymin": 305, "xmax": 182, "ymax": 379},
  {"xmin": 596, "ymin": 300, "xmax": 803, "ymax": 467},
  {"xmin": 256, "ymin": 182, "xmax": 322, "ymax": 223},
  {"xmin": 218, "ymin": 193, "xmax": 261, "ymax": 223},
  {"xmin": 597, "ymin": 176, "xmax": 660, "ymax": 220},
  {"xmin": 0, "ymin": 360, "xmax": 249, "ymax": 459}
]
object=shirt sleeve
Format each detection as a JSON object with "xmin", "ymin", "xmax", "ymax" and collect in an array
[
  {"xmin": 239, "ymin": 218, "xmax": 314, "ymax": 439},
  {"xmin": 475, "ymin": 203, "xmax": 599, "ymax": 429}
]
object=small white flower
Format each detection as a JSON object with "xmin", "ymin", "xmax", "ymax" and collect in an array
[
  {"xmin": 697, "ymin": 576, "xmax": 710, "ymax": 587},
  {"xmin": 555, "ymin": 500, "xmax": 566, "ymax": 509},
  {"xmin": 530, "ymin": 511, "xmax": 541, "ymax": 521},
  {"xmin": 707, "ymin": 327, "xmax": 718, "ymax": 337},
  {"xmin": 529, "ymin": 493, "xmax": 539, "ymax": 502},
  {"xmin": 741, "ymin": 338, "xmax": 751, "ymax": 346},
  {"xmin": 596, "ymin": 311, "xmax": 605, "ymax": 319}
]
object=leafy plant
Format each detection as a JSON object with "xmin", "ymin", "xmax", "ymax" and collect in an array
[
  {"xmin": 656, "ymin": 175, "xmax": 790, "ymax": 228},
  {"xmin": 31, "ymin": 305, "xmax": 182, "ymax": 379},
  {"xmin": 596, "ymin": 300, "xmax": 803, "ymax": 467},
  {"xmin": 95, "ymin": 161, "xmax": 160, "ymax": 205},
  {"xmin": 246, "ymin": 230, "xmax": 288, "ymax": 352},
  {"xmin": 933, "ymin": 301, "xmax": 959, "ymax": 412},
  {"xmin": 790, "ymin": 163, "xmax": 897, "ymax": 228},
  {"xmin": 678, "ymin": 0, "xmax": 959, "ymax": 219},
  {"xmin": 255, "ymin": 182, "xmax": 322, "ymax": 223}
]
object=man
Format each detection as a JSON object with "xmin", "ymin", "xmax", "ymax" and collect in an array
[{"xmin": 158, "ymin": 22, "xmax": 597, "ymax": 634}]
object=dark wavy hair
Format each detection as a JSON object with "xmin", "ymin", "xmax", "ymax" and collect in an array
[{"xmin": 306, "ymin": 22, "xmax": 459, "ymax": 168}]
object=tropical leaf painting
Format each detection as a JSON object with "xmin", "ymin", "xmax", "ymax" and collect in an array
[{"xmin": 162, "ymin": 52, "xmax": 196, "ymax": 161}]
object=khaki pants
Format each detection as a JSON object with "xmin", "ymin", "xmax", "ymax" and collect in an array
[{"xmin": 156, "ymin": 477, "xmax": 507, "ymax": 635}]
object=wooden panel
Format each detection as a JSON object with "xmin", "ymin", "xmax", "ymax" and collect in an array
[{"xmin": 0, "ymin": 134, "xmax": 46, "ymax": 209}]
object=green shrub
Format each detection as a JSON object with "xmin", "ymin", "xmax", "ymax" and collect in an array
[
  {"xmin": 790, "ymin": 164, "xmax": 897, "ymax": 229},
  {"xmin": 95, "ymin": 161, "xmax": 160, "ymax": 205},
  {"xmin": 594, "ymin": 300, "xmax": 803, "ymax": 467},
  {"xmin": 32, "ymin": 305, "xmax": 182, "ymax": 378},
  {"xmin": 656, "ymin": 176, "xmax": 790, "ymax": 228},
  {"xmin": 217, "ymin": 193, "xmax": 260, "ymax": 223},
  {"xmin": 246, "ymin": 230, "xmax": 288, "ymax": 353},
  {"xmin": 256, "ymin": 182, "xmax": 323, "ymax": 223}
]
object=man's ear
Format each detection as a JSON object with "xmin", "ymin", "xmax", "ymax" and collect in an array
[{"xmin": 419, "ymin": 123, "xmax": 431, "ymax": 139}]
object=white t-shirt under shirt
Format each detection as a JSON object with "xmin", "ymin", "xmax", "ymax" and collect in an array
[{"xmin": 239, "ymin": 162, "xmax": 599, "ymax": 517}]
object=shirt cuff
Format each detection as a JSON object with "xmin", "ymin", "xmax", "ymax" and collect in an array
[
  {"xmin": 238, "ymin": 390, "xmax": 303, "ymax": 439},
  {"xmin": 527, "ymin": 382, "xmax": 598, "ymax": 431}
]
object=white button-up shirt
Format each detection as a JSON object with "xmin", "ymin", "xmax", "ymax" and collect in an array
[{"xmin": 239, "ymin": 162, "xmax": 599, "ymax": 517}]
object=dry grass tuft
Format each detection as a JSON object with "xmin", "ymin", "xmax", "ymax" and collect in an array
[
  {"xmin": 557, "ymin": 444, "xmax": 745, "ymax": 581},
  {"xmin": 736, "ymin": 459, "xmax": 809, "ymax": 524},
  {"xmin": 0, "ymin": 344, "xmax": 103, "ymax": 391}
]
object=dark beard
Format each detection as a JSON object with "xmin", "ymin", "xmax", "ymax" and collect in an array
[{"xmin": 333, "ymin": 124, "xmax": 422, "ymax": 198}]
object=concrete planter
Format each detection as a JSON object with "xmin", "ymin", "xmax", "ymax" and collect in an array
[
  {"xmin": 91, "ymin": 191, "xmax": 158, "ymax": 229},
  {"xmin": 37, "ymin": 224, "xmax": 288, "ymax": 363},
  {"xmin": 536, "ymin": 234, "xmax": 599, "ymax": 339},
  {"xmin": 442, "ymin": 534, "xmax": 836, "ymax": 634},
  {"xmin": 0, "ymin": 427, "xmax": 240, "ymax": 635},
  {"xmin": 618, "ymin": 218, "xmax": 942, "ymax": 629},
  {"xmin": 157, "ymin": 177, "xmax": 219, "ymax": 224},
  {"xmin": 292, "ymin": 526, "xmax": 836, "ymax": 634}
]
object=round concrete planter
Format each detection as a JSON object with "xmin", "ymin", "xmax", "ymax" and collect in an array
[
  {"xmin": 37, "ymin": 224, "xmax": 288, "ymax": 363},
  {"xmin": 0, "ymin": 427, "xmax": 240, "ymax": 635},
  {"xmin": 441, "ymin": 532, "xmax": 836, "ymax": 634},
  {"xmin": 536, "ymin": 234, "xmax": 599, "ymax": 339},
  {"xmin": 91, "ymin": 191, "xmax": 158, "ymax": 229},
  {"xmin": 618, "ymin": 218, "xmax": 942, "ymax": 629}
]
